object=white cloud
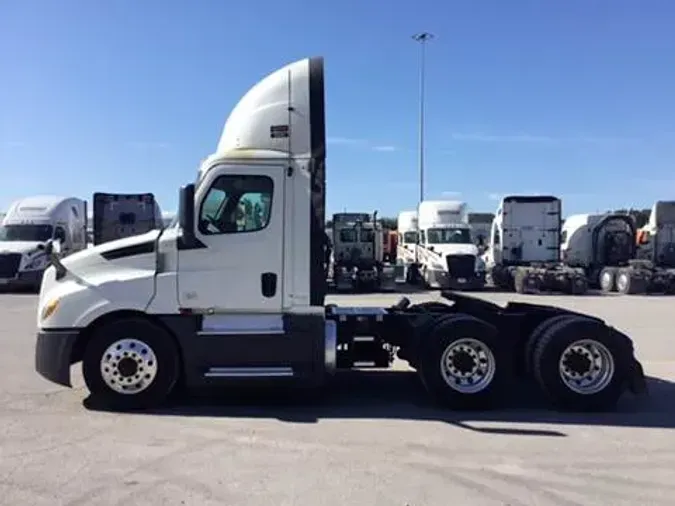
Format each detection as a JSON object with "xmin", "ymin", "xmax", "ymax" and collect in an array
[
  {"xmin": 326, "ymin": 136, "xmax": 367, "ymax": 146},
  {"xmin": 327, "ymin": 136, "xmax": 398, "ymax": 152}
]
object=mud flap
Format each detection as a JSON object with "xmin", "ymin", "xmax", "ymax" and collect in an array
[{"xmin": 628, "ymin": 359, "xmax": 648, "ymax": 395}]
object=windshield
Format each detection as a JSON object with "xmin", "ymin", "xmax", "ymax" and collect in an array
[
  {"xmin": 426, "ymin": 227, "xmax": 472, "ymax": 244},
  {"xmin": 339, "ymin": 229, "xmax": 357, "ymax": 243},
  {"xmin": 402, "ymin": 231, "xmax": 418, "ymax": 244},
  {"xmin": 360, "ymin": 229, "xmax": 375, "ymax": 242},
  {"xmin": 0, "ymin": 224, "xmax": 54, "ymax": 242}
]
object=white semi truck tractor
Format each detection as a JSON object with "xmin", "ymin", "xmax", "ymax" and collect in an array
[
  {"xmin": 34, "ymin": 57, "xmax": 646, "ymax": 413},
  {"xmin": 0, "ymin": 195, "xmax": 87, "ymax": 291},
  {"xmin": 484, "ymin": 195, "xmax": 588, "ymax": 295},
  {"xmin": 561, "ymin": 212, "xmax": 637, "ymax": 291},
  {"xmin": 413, "ymin": 200, "xmax": 486, "ymax": 290}
]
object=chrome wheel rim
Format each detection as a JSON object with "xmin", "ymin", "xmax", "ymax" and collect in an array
[
  {"xmin": 100, "ymin": 338, "xmax": 158, "ymax": 395},
  {"xmin": 440, "ymin": 338, "xmax": 496, "ymax": 394},
  {"xmin": 616, "ymin": 273, "xmax": 628, "ymax": 292},
  {"xmin": 601, "ymin": 271, "xmax": 613, "ymax": 289},
  {"xmin": 558, "ymin": 339, "xmax": 615, "ymax": 395}
]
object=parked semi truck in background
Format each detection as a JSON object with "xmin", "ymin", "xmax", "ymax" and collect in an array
[
  {"xmin": 612, "ymin": 200, "xmax": 675, "ymax": 294},
  {"xmin": 90, "ymin": 192, "xmax": 163, "ymax": 246},
  {"xmin": 395, "ymin": 210, "xmax": 418, "ymax": 283},
  {"xmin": 484, "ymin": 195, "xmax": 588, "ymax": 294},
  {"xmin": 411, "ymin": 200, "xmax": 486, "ymax": 290},
  {"xmin": 561, "ymin": 212, "xmax": 637, "ymax": 292},
  {"xmin": 331, "ymin": 212, "xmax": 395, "ymax": 292},
  {"xmin": 34, "ymin": 56, "xmax": 646, "ymax": 413},
  {"xmin": 0, "ymin": 195, "xmax": 87, "ymax": 291}
]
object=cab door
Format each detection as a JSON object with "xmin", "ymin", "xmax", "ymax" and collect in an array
[{"xmin": 177, "ymin": 164, "xmax": 284, "ymax": 313}]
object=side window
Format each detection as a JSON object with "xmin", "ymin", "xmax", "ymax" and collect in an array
[
  {"xmin": 54, "ymin": 226, "xmax": 67, "ymax": 242},
  {"xmin": 198, "ymin": 175, "xmax": 273, "ymax": 235},
  {"xmin": 560, "ymin": 230, "xmax": 568, "ymax": 244},
  {"xmin": 493, "ymin": 226, "xmax": 501, "ymax": 246}
]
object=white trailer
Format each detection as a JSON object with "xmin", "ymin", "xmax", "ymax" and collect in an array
[
  {"xmin": 485, "ymin": 195, "xmax": 588, "ymax": 294},
  {"xmin": 561, "ymin": 212, "xmax": 637, "ymax": 291},
  {"xmin": 0, "ymin": 195, "xmax": 87, "ymax": 291},
  {"xmin": 34, "ymin": 56, "xmax": 646, "ymax": 413},
  {"xmin": 408, "ymin": 200, "xmax": 486, "ymax": 290},
  {"xmin": 91, "ymin": 192, "xmax": 163, "ymax": 246}
]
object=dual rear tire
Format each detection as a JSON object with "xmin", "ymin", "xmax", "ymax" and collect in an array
[{"xmin": 417, "ymin": 313, "xmax": 633, "ymax": 411}]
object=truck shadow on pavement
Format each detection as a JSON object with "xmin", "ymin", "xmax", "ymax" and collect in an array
[{"xmin": 83, "ymin": 370, "xmax": 675, "ymax": 438}]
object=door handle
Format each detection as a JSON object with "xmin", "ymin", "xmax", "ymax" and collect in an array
[{"xmin": 261, "ymin": 272, "xmax": 277, "ymax": 298}]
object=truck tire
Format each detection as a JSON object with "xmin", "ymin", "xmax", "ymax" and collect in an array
[
  {"xmin": 532, "ymin": 316, "xmax": 631, "ymax": 411},
  {"xmin": 418, "ymin": 315, "xmax": 511, "ymax": 410},
  {"xmin": 616, "ymin": 269, "xmax": 647, "ymax": 295},
  {"xmin": 599, "ymin": 267, "xmax": 616, "ymax": 293},
  {"xmin": 82, "ymin": 317, "xmax": 180, "ymax": 411},
  {"xmin": 523, "ymin": 314, "xmax": 578, "ymax": 377}
]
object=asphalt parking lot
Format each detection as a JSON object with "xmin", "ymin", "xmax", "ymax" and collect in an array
[{"xmin": 1, "ymin": 291, "xmax": 674, "ymax": 506}]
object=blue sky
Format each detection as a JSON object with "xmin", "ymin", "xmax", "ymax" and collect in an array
[{"xmin": 1, "ymin": 0, "xmax": 675, "ymax": 218}]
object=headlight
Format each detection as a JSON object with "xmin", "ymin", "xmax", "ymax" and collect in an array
[
  {"xmin": 25, "ymin": 254, "xmax": 48, "ymax": 270},
  {"xmin": 40, "ymin": 298, "xmax": 60, "ymax": 321}
]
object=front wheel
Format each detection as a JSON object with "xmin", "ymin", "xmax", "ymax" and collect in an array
[{"xmin": 82, "ymin": 317, "xmax": 180, "ymax": 411}]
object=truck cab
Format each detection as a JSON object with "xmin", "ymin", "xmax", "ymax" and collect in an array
[
  {"xmin": 91, "ymin": 193, "xmax": 163, "ymax": 246},
  {"xmin": 331, "ymin": 212, "xmax": 394, "ymax": 292},
  {"xmin": 0, "ymin": 195, "xmax": 87, "ymax": 291},
  {"xmin": 416, "ymin": 200, "xmax": 485, "ymax": 290},
  {"xmin": 485, "ymin": 195, "xmax": 587, "ymax": 294},
  {"xmin": 560, "ymin": 212, "xmax": 636, "ymax": 290}
]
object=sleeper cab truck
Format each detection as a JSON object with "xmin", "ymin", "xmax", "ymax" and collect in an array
[
  {"xmin": 415, "ymin": 200, "xmax": 486, "ymax": 290},
  {"xmin": 485, "ymin": 195, "xmax": 587, "ymax": 295},
  {"xmin": 34, "ymin": 56, "xmax": 646, "ymax": 412},
  {"xmin": 0, "ymin": 195, "xmax": 87, "ymax": 291}
]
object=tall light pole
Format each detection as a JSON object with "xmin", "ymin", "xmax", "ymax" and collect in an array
[
  {"xmin": 412, "ymin": 32, "xmax": 434, "ymax": 205},
  {"xmin": 411, "ymin": 32, "xmax": 434, "ymax": 271}
]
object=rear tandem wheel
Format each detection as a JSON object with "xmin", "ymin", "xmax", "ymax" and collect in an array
[
  {"xmin": 528, "ymin": 316, "xmax": 632, "ymax": 411},
  {"xmin": 417, "ymin": 315, "xmax": 512, "ymax": 410}
]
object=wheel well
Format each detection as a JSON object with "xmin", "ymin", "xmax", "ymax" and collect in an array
[{"xmin": 71, "ymin": 310, "xmax": 184, "ymax": 373}]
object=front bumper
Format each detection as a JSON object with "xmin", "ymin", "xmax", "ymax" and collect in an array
[
  {"xmin": 427, "ymin": 268, "xmax": 486, "ymax": 290},
  {"xmin": 0, "ymin": 270, "xmax": 44, "ymax": 290},
  {"xmin": 35, "ymin": 329, "xmax": 81, "ymax": 387}
]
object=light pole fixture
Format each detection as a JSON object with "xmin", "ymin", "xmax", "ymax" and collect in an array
[{"xmin": 412, "ymin": 32, "xmax": 434, "ymax": 205}]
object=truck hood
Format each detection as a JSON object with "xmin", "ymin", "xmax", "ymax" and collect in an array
[
  {"xmin": 0, "ymin": 241, "xmax": 44, "ymax": 255},
  {"xmin": 428, "ymin": 243, "xmax": 478, "ymax": 257},
  {"xmin": 61, "ymin": 230, "xmax": 162, "ymax": 279}
]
